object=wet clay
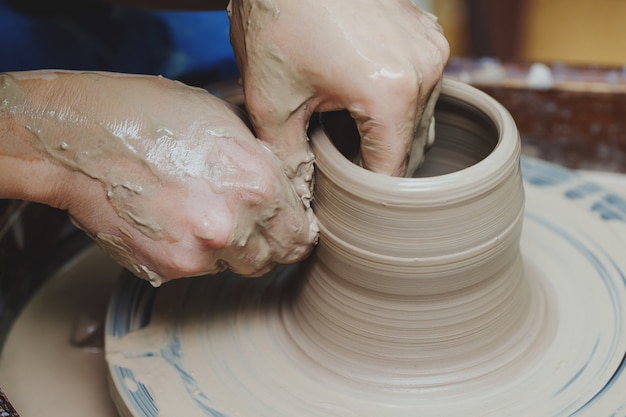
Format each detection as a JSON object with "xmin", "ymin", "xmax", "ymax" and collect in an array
[
  {"xmin": 103, "ymin": 80, "xmax": 626, "ymax": 416},
  {"xmin": 0, "ymin": 71, "xmax": 318, "ymax": 285}
]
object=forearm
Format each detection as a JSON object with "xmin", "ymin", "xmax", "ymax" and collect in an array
[{"xmin": 0, "ymin": 151, "xmax": 71, "ymax": 208}]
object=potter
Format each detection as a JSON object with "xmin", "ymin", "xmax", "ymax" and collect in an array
[
  {"xmin": 1, "ymin": 1, "xmax": 451, "ymax": 414},
  {"xmin": 0, "ymin": 0, "xmax": 448, "ymax": 283}
]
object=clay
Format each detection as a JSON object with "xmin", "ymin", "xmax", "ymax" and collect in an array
[
  {"xmin": 104, "ymin": 79, "xmax": 626, "ymax": 416},
  {"xmin": 1, "ymin": 71, "xmax": 318, "ymax": 284}
]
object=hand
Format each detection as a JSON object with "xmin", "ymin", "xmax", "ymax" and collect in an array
[
  {"xmin": 1, "ymin": 71, "xmax": 317, "ymax": 285},
  {"xmin": 228, "ymin": 0, "xmax": 449, "ymax": 198}
]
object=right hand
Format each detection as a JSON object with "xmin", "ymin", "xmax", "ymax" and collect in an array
[{"xmin": 1, "ymin": 71, "xmax": 318, "ymax": 285}]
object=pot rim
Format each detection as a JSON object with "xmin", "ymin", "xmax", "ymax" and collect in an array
[{"xmin": 310, "ymin": 78, "xmax": 521, "ymax": 205}]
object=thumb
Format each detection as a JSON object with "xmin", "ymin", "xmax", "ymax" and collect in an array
[
  {"xmin": 405, "ymin": 79, "xmax": 442, "ymax": 177},
  {"xmin": 246, "ymin": 91, "xmax": 316, "ymax": 207}
]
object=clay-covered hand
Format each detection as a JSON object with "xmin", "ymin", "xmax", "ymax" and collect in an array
[
  {"xmin": 228, "ymin": 0, "xmax": 449, "ymax": 199},
  {"xmin": 1, "ymin": 71, "xmax": 317, "ymax": 286}
]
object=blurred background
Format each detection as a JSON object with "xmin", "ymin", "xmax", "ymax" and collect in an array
[
  {"xmin": 434, "ymin": 0, "xmax": 626, "ymax": 66},
  {"xmin": 2, "ymin": 0, "xmax": 626, "ymax": 76}
]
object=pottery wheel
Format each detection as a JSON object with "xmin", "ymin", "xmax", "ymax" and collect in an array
[{"xmin": 104, "ymin": 152, "xmax": 626, "ymax": 417}]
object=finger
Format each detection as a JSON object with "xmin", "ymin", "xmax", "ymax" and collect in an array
[
  {"xmin": 405, "ymin": 78, "xmax": 442, "ymax": 176},
  {"xmin": 245, "ymin": 85, "xmax": 317, "ymax": 206},
  {"xmin": 348, "ymin": 79, "xmax": 422, "ymax": 176},
  {"xmin": 351, "ymin": 43, "xmax": 447, "ymax": 176}
]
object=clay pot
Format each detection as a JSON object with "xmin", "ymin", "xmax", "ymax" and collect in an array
[{"xmin": 282, "ymin": 78, "xmax": 542, "ymax": 392}]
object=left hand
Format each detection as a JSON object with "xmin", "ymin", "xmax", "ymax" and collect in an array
[{"xmin": 228, "ymin": 0, "xmax": 449, "ymax": 200}]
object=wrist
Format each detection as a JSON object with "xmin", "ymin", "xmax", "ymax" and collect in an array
[
  {"xmin": 0, "ymin": 72, "xmax": 76, "ymax": 209},
  {"xmin": 0, "ymin": 154, "xmax": 75, "ymax": 210}
]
